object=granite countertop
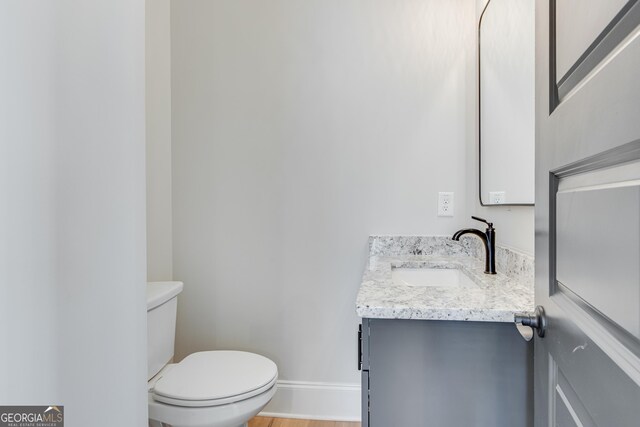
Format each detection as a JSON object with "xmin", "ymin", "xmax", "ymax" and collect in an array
[{"xmin": 355, "ymin": 236, "xmax": 535, "ymax": 322}]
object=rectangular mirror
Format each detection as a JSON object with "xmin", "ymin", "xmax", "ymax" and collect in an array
[{"xmin": 479, "ymin": 0, "xmax": 535, "ymax": 205}]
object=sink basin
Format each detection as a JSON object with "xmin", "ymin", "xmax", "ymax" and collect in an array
[{"xmin": 391, "ymin": 268, "xmax": 478, "ymax": 288}]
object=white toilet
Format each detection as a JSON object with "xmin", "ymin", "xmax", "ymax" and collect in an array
[{"xmin": 147, "ymin": 281, "xmax": 278, "ymax": 427}]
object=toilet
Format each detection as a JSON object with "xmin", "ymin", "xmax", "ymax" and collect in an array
[{"xmin": 147, "ymin": 281, "xmax": 278, "ymax": 427}]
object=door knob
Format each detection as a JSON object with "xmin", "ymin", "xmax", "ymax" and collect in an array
[{"xmin": 514, "ymin": 305, "xmax": 547, "ymax": 339}]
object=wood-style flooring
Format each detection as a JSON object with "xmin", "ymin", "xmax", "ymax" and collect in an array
[{"xmin": 248, "ymin": 417, "xmax": 360, "ymax": 427}]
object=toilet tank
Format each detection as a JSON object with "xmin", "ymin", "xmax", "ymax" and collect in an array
[{"xmin": 147, "ymin": 281, "xmax": 184, "ymax": 380}]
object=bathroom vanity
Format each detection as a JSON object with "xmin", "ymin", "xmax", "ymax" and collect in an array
[{"xmin": 356, "ymin": 236, "xmax": 535, "ymax": 427}]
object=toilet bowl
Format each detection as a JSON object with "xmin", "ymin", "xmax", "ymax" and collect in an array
[
  {"xmin": 147, "ymin": 282, "xmax": 278, "ymax": 427},
  {"xmin": 148, "ymin": 351, "xmax": 278, "ymax": 427}
]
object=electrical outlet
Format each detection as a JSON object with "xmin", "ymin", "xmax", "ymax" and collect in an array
[
  {"xmin": 438, "ymin": 192, "xmax": 454, "ymax": 217},
  {"xmin": 489, "ymin": 191, "xmax": 506, "ymax": 204}
]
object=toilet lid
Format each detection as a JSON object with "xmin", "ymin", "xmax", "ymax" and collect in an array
[{"xmin": 152, "ymin": 351, "xmax": 278, "ymax": 407}]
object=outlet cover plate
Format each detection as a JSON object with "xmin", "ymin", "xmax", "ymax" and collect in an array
[
  {"xmin": 438, "ymin": 192, "xmax": 454, "ymax": 217},
  {"xmin": 489, "ymin": 191, "xmax": 506, "ymax": 204}
]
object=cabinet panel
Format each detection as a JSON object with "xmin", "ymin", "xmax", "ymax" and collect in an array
[
  {"xmin": 361, "ymin": 370, "xmax": 369, "ymax": 427},
  {"xmin": 365, "ymin": 319, "xmax": 532, "ymax": 427}
]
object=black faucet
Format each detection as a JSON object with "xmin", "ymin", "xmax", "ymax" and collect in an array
[{"xmin": 452, "ymin": 216, "xmax": 496, "ymax": 274}]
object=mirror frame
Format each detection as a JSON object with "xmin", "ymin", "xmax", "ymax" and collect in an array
[{"xmin": 478, "ymin": 0, "xmax": 535, "ymax": 207}]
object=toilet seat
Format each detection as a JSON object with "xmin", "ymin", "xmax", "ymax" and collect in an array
[{"xmin": 152, "ymin": 351, "xmax": 278, "ymax": 408}]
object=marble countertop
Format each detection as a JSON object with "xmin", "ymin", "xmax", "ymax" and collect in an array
[{"xmin": 355, "ymin": 236, "xmax": 535, "ymax": 322}]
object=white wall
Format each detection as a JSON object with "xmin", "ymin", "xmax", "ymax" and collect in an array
[
  {"xmin": 0, "ymin": 2, "xmax": 59, "ymax": 402},
  {"xmin": 0, "ymin": 2, "xmax": 148, "ymax": 425},
  {"xmin": 147, "ymin": 0, "xmax": 174, "ymax": 281},
  {"xmin": 467, "ymin": 0, "xmax": 535, "ymax": 255},
  {"xmin": 170, "ymin": 0, "xmax": 474, "ymax": 418}
]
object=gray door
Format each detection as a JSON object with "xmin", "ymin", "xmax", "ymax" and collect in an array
[{"xmin": 535, "ymin": 1, "xmax": 640, "ymax": 425}]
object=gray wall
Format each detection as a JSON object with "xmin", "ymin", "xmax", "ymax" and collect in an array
[
  {"xmin": 170, "ymin": 0, "xmax": 475, "ymax": 392},
  {"xmin": 147, "ymin": 0, "xmax": 174, "ymax": 281}
]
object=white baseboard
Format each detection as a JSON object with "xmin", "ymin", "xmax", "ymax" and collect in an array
[{"xmin": 259, "ymin": 380, "xmax": 361, "ymax": 422}]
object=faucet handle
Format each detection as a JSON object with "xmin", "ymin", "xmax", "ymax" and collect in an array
[{"xmin": 471, "ymin": 216, "xmax": 494, "ymax": 228}]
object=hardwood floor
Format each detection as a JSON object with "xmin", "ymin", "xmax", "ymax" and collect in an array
[{"xmin": 248, "ymin": 417, "xmax": 360, "ymax": 427}]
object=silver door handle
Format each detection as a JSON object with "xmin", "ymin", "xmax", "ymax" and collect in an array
[{"xmin": 514, "ymin": 305, "xmax": 547, "ymax": 340}]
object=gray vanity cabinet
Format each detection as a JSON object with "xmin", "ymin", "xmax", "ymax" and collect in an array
[{"xmin": 359, "ymin": 318, "xmax": 533, "ymax": 427}]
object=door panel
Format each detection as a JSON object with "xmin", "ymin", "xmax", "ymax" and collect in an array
[
  {"xmin": 554, "ymin": 398, "xmax": 581, "ymax": 427},
  {"xmin": 536, "ymin": 1, "xmax": 640, "ymax": 426},
  {"xmin": 553, "ymin": 362, "xmax": 597, "ymax": 427},
  {"xmin": 551, "ymin": 0, "xmax": 640, "ymax": 107},
  {"xmin": 556, "ymin": 183, "xmax": 640, "ymax": 338},
  {"xmin": 545, "ymin": 311, "xmax": 639, "ymax": 426},
  {"xmin": 555, "ymin": 0, "xmax": 628, "ymax": 78}
]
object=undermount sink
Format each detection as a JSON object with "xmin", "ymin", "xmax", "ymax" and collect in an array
[{"xmin": 391, "ymin": 267, "xmax": 478, "ymax": 288}]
